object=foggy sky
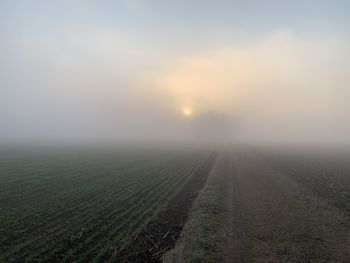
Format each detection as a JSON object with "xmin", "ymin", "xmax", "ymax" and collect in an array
[{"xmin": 1, "ymin": 1, "xmax": 350, "ymax": 144}]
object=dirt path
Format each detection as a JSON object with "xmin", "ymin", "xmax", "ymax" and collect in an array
[
  {"xmin": 164, "ymin": 153, "xmax": 238, "ymax": 262},
  {"xmin": 164, "ymin": 150, "xmax": 350, "ymax": 262}
]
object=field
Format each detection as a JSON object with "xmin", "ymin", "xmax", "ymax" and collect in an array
[
  {"xmin": 1, "ymin": 146, "xmax": 350, "ymax": 262},
  {"xmin": 165, "ymin": 149, "xmax": 350, "ymax": 262},
  {"xmin": 259, "ymin": 149, "xmax": 350, "ymax": 215},
  {"xmin": 0, "ymin": 147, "xmax": 213, "ymax": 262}
]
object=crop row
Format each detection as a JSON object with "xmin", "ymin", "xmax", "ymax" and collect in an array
[{"xmin": 0, "ymin": 150, "xmax": 207, "ymax": 262}]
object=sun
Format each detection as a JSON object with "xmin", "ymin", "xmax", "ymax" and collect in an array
[{"xmin": 182, "ymin": 107, "xmax": 193, "ymax": 117}]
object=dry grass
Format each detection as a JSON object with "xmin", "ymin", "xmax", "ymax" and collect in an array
[
  {"xmin": 163, "ymin": 153, "xmax": 236, "ymax": 263},
  {"xmin": 163, "ymin": 150, "xmax": 350, "ymax": 262}
]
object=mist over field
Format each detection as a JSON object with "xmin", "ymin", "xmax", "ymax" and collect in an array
[
  {"xmin": 2, "ymin": 2, "xmax": 350, "ymax": 262},
  {"xmin": 1, "ymin": 0, "xmax": 350, "ymax": 146}
]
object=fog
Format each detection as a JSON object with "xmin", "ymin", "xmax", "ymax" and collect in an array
[{"xmin": 1, "ymin": 1, "xmax": 350, "ymax": 146}]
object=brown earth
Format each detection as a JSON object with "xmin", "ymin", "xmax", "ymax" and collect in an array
[
  {"xmin": 233, "ymin": 151, "xmax": 350, "ymax": 262},
  {"xmin": 258, "ymin": 149, "xmax": 350, "ymax": 215},
  {"xmin": 164, "ymin": 150, "xmax": 350, "ymax": 262}
]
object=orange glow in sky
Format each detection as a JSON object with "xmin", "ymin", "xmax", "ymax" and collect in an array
[{"xmin": 182, "ymin": 107, "xmax": 193, "ymax": 117}]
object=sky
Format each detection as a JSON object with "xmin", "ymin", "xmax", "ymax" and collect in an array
[{"xmin": 1, "ymin": 0, "xmax": 350, "ymax": 144}]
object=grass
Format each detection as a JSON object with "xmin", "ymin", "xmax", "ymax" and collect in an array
[
  {"xmin": 164, "ymin": 150, "xmax": 350, "ymax": 262},
  {"xmin": 0, "ymin": 147, "xmax": 209, "ymax": 262},
  {"xmin": 164, "ymin": 153, "xmax": 236, "ymax": 263}
]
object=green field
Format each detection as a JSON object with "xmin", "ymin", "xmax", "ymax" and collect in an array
[{"xmin": 0, "ymin": 147, "xmax": 209, "ymax": 262}]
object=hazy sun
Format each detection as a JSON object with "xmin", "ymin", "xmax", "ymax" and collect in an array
[{"xmin": 182, "ymin": 107, "xmax": 193, "ymax": 117}]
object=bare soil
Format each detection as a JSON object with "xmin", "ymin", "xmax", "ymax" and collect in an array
[
  {"xmin": 234, "ymin": 151, "xmax": 350, "ymax": 262},
  {"xmin": 165, "ymin": 150, "xmax": 350, "ymax": 262},
  {"xmin": 258, "ymin": 150, "xmax": 350, "ymax": 214}
]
